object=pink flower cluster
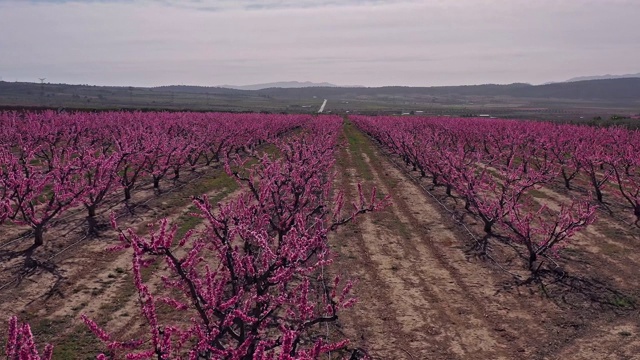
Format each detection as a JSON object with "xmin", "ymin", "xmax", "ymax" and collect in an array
[
  {"xmin": 76, "ymin": 116, "xmax": 385, "ymax": 359},
  {"xmin": 352, "ymin": 115, "xmax": 616, "ymax": 271},
  {"xmin": 4, "ymin": 316, "xmax": 53, "ymax": 360},
  {"xmin": 0, "ymin": 111, "xmax": 305, "ymax": 248}
]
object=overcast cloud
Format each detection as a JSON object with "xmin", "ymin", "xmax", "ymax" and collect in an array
[{"xmin": 0, "ymin": 0, "xmax": 638, "ymax": 87}]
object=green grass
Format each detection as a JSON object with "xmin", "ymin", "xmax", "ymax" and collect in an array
[
  {"xmin": 610, "ymin": 295, "xmax": 635, "ymax": 309},
  {"xmin": 599, "ymin": 242, "xmax": 624, "ymax": 256},
  {"xmin": 51, "ymin": 325, "xmax": 105, "ymax": 360},
  {"xmin": 173, "ymin": 184, "xmax": 236, "ymax": 240},
  {"xmin": 342, "ymin": 120, "xmax": 374, "ymax": 181},
  {"xmin": 14, "ymin": 316, "xmax": 102, "ymax": 360}
]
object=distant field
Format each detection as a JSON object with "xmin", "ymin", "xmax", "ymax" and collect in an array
[{"xmin": 1, "ymin": 79, "xmax": 639, "ymax": 127}]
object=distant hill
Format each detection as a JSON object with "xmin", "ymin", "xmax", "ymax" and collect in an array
[
  {"xmin": 251, "ymin": 83, "xmax": 534, "ymax": 99},
  {"xmin": 209, "ymin": 77, "xmax": 640, "ymax": 98},
  {"xmin": 565, "ymin": 73, "xmax": 640, "ymax": 82},
  {"xmin": 218, "ymin": 81, "xmax": 341, "ymax": 91},
  {"xmin": 1, "ymin": 78, "xmax": 639, "ymax": 113},
  {"xmin": 153, "ymin": 85, "xmax": 244, "ymax": 95},
  {"xmin": 250, "ymin": 78, "xmax": 640, "ymax": 101},
  {"xmin": 151, "ymin": 78, "xmax": 640, "ymax": 105},
  {"xmin": 124, "ymin": 78, "xmax": 640, "ymax": 101},
  {"xmin": 509, "ymin": 78, "xmax": 640, "ymax": 100}
]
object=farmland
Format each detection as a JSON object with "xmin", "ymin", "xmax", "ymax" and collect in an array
[
  {"xmin": 1, "ymin": 111, "xmax": 639, "ymax": 359},
  {"xmin": 2, "ymin": 79, "xmax": 640, "ymax": 126}
]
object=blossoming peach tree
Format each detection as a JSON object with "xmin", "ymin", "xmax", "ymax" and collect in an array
[{"xmin": 3, "ymin": 117, "xmax": 386, "ymax": 359}]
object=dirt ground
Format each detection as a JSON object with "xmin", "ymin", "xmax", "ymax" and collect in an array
[
  {"xmin": 329, "ymin": 122, "xmax": 640, "ymax": 360},
  {"xmin": 1, "ymin": 122, "xmax": 639, "ymax": 359},
  {"xmin": 0, "ymin": 162, "xmax": 240, "ymax": 358}
]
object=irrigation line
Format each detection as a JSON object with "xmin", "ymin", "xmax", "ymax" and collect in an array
[
  {"xmin": 113, "ymin": 170, "xmax": 208, "ymax": 221},
  {"xmin": 364, "ymin": 133, "xmax": 524, "ymax": 281},
  {"xmin": 0, "ymin": 232, "xmax": 32, "ymax": 250},
  {"xmin": 0, "ymin": 275, "xmax": 18, "ymax": 291},
  {"xmin": 0, "ymin": 167, "xmax": 211, "ymax": 253},
  {"xmin": 0, "ymin": 126, "xmax": 298, "ymax": 250},
  {"xmin": 0, "ymin": 233, "xmax": 91, "ymax": 292},
  {"xmin": 0, "ymin": 168, "xmax": 212, "ymax": 292},
  {"xmin": 0, "ymin": 135, "xmax": 289, "ymax": 293},
  {"xmin": 46, "ymin": 235, "xmax": 89, "ymax": 262}
]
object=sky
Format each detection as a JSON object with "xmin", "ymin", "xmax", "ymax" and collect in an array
[{"xmin": 0, "ymin": 0, "xmax": 638, "ymax": 87}]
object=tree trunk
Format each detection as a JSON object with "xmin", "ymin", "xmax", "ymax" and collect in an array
[
  {"xmin": 594, "ymin": 185, "xmax": 603, "ymax": 203},
  {"xmin": 34, "ymin": 226, "xmax": 44, "ymax": 248},
  {"xmin": 87, "ymin": 205, "xmax": 96, "ymax": 217},
  {"xmin": 445, "ymin": 184, "xmax": 452, "ymax": 196},
  {"xmin": 528, "ymin": 252, "xmax": 538, "ymax": 272},
  {"xmin": 174, "ymin": 168, "xmax": 180, "ymax": 180},
  {"xmin": 561, "ymin": 169, "xmax": 572, "ymax": 190},
  {"xmin": 153, "ymin": 176, "xmax": 161, "ymax": 189},
  {"xmin": 124, "ymin": 187, "xmax": 132, "ymax": 201},
  {"xmin": 87, "ymin": 216, "xmax": 98, "ymax": 236},
  {"xmin": 483, "ymin": 220, "xmax": 493, "ymax": 234},
  {"xmin": 590, "ymin": 174, "xmax": 603, "ymax": 203},
  {"xmin": 86, "ymin": 205, "xmax": 98, "ymax": 235}
]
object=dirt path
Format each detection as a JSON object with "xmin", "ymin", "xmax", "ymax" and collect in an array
[{"xmin": 330, "ymin": 121, "xmax": 640, "ymax": 360}]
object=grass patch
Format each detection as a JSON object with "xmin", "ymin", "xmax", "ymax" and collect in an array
[
  {"xmin": 597, "ymin": 224, "xmax": 628, "ymax": 240},
  {"xmin": 394, "ymin": 219, "xmax": 412, "ymax": 240},
  {"xmin": 70, "ymin": 302, "xmax": 88, "ymax": 312},
  {"xmin": 174, "ymin": 179, "xmax": 238, "ymax": 240},
  {"xmin": 610, "ymin": 295, "xmax": 635, "ymax": 309},
  {"xmin": 342, "ymin": 120, "xmax": 374, "ymax": 181},
  {"xmin": 164, "ymin": 169, "xmax": 237, "ymax": 209},
  {"xmin": 97, "ymin": 294, "xmax": 130, "ymax": 315},
  {"xmin": 51, "ymin": 325, "xmax": 105, "ymax": 360},
  {"xmin": 386, "ymin": 176, "xmax": 399, "ymax": 189},
  {"xmin": 599, "ymin": 242, "xmax": 623, "ymax": 256},
  {"xmin": 14, "ymin": 316, "xmax": 101, "ymax": 360},
  {"xmin": 29, "ymin": 317, "xmax": 69, "ymax": 339}
]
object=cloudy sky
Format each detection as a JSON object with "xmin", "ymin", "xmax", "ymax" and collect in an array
[{"xmin": 0, "ymin": 0, "xmax": 638, "ymax": 87}]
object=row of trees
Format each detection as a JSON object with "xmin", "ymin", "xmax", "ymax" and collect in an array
[
  {"xmin": 3, "ymin": 115, "xmax": 384, "ymax": 359},
  {"xmin": 350, "ymin": 115, "xmax": 625, "ymax": 271},
  {"xmin": 0, "ymin": 111, "xmax": 306, "ymax": 249}
]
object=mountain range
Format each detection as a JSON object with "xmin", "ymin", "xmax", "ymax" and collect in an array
[
  {"xmin": 221, "ymin": 75, "xmax": 640, "ymax": 90},
  {"xmin": 565, "ymin": 73, "xmax": 640, "ymax": 82},
  {"xmin": 218, "ymin": 81, "xmax": 343, "ymax": 91}
]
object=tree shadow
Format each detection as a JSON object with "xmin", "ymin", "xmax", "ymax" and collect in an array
[
  {"xmin": 519, "ymin": 267, "xmax": 636, "ymax": 312},
  {"xmin": 0, "ymin": 244, "xmax": 66, "ymax": 299}
]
